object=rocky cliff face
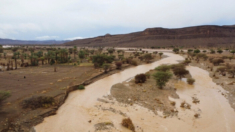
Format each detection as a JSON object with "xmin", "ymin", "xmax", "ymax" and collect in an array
[{"xmin": 64, "ymin": 25, "xmax": 235, "ymax": 47}]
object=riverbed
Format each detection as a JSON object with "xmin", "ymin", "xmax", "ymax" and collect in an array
[{"xmin": 35, "ymin": 52, "xmax": 235, "ymax": 132}]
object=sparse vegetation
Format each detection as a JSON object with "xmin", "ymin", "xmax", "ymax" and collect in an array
[
  {"xmin": 227, "ymin": 64, "xmax": 235, "ymax": 78},
  {"xmin": 170, "ymin": 101, "xmax": 176, "ymax": 106},
  {"xmin": 115, "ymin": 61, "xmax": 122, "ymax": 69},
  {"xmin": 22, "ymin": 96, "xmax": 54, "ymax": 109},
  {"xmin": 171, "ymin": 64, "xmax": 189, "ymax": 79},
  {"xmin": 216, "ymin": 66, "xmax": 227, "ymax": 76},
  {"xmin": 192, "ymin": 97, "xmax": 200, "ymax": 104},
  {"xmin": 194, "ymin": 113, "xmax": 200, "ymax": 118},
  {"xmin": 2, "ymin": 45, "xmax": 235, "ymax": 131},
  {"xmin": 217, "ymin": 49, "xmax": 223, "ymax": 54},
  {"xmin": 180, "ymin": 101, "xmax": 191, "ymax": 109},
  {"xmin": 78, "ymin": 85, "xmax": 85, "ymax": 90},
  {"xmin": 0, "ymin": 91, "xmax": 11, "ymax": 110},
  {"xmin": 143, "ymin": 53, "xmax": 153, "ymax": 63},
  {"xmin": 173, "ymin": 48, "xmax": 179, "ymax": 53},
  {"xmin": 187, "ymin": 78, "xmax": 195, "ymax": 85},
  {"xmin": 121, "ymin": 118, "xmax": 135, "ymax": 132},
  {"xmin": 92, "ymin": 54, "xmax": 115, "ymax": 68},
  {"xmin": 212, "ymin": 58, "xmax": 224, "ymax": 66},
  {"xmin": 102, "ymin": 63, "xmax": 111, "ymax": 73},
  {"xmin": 194, "ymin": 49, "xmax": 200, "ymax": 54},
  {"xmin": 155, "ymin": 64, "xmax": 171, "ymax": 72},
  {"xmin": 135, "ymin": 74, "xmax": 147, "ymax": 84},
  {"xmin": 182, "ymin": 59, "xmax": 191, "ymax": 65},
  {"xmin": 159, "ymin": 52, "xmax": 163, "ymax": 58},
  {"xmin": 130, "ymin": 60, "xmax": 138, "ymax": 66},
  {"xmin": 230, "ymin": 50, "xmax": 235, "ymax": 56},
  {"xmin": 210, "ymin": 49, "xmax": 215, "ymax": 54}
]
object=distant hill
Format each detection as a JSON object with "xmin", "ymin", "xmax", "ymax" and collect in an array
[
  {"xmin": 0, "ymin": 38, "xmax": 69, "ymax": 45},
  {"xmin": 64, "ymin": 25, "xmax": 235, "ymax": 47}
]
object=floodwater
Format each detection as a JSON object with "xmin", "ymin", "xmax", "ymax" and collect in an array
[{"xmin": 35, "ymin": 52, "xmax": 235, "ymax": 132}]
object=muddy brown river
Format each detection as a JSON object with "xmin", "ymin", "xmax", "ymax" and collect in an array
[{"xmin": 35, "ymin": 52, "xmax": 235, "ymax": 132}]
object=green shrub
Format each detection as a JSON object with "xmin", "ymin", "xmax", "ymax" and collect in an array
[
  {"xmin": 143, "ymin": 53, "xmax": 153, "ymax": 63},
  {"xmin": 155, "ymin": 65, "xmax": 171, "ymax": 72},
  {"xmin": 210, "ymin": 49, "xmax": 215, "ymax": 54},
  {"xmin": 78, "ymin": 85, "xmax": 85, "ymax": 90},
  {"xmin": 153, "ymin": 71, "xmax": 172, "ymax": 89},
  {"xmin": 188, "ymin": 49, "xmax": 193, "ymax": 53},
  {"xmin": 194, "ymin": 49, "xmax": 200, "ymax": 53},
  {"xmin": 173, "ymin": 48, "xmax": 179, "ymax": 53},
  {"xmin": 187, "ymin": 78, "xmax": 195, "ymax": 85},
  {"xmin": 217, "ymin": 49, "xmax": 223, "ymax": 54},
  {"xmin": 159, "ymin": 52, "xmax": 163, "ymax": 58}
]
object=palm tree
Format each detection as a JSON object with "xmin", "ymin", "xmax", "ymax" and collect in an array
[
  {"xmin": 17, "ymin": 52, "xmax": 20, "ymax": 59},
  {"xmin": 68, "ymin": 48, "xmax": 73, "ymax": 57},
  {"xmin": 78, "ymin": 50, "xmax": 85, "ymax": 62},
  {"xmin": 20, "ymin": 53, "xmax": 25, "ymax": 65},
  {"xmin": 55, "ymin": 50, "xmax": 60, "ymax": 62},
  {"xmin": 73, "ymin": 46, "xmax": 77, "ymax": 59},
  {"xmin": 3, "ymin": 52, "xmax": 6, "ymax": 59},
  {"xmin": 40, "ymin": 57, "xmax": 45, "ymax": 65},
  {"xmin": 29, "ymin": 55, "xmax": 38, "ymax": 66},
  {"xmin": 13, "ymin": 52, "xmax": 17, "ymax": 69},
  {"xmin": 60, "ymin": 48, "xmax": 68, "ymax": 63}
]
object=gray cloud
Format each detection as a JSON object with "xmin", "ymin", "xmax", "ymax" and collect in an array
[
  {"xmin": 36, "ymin": 36, "xmax": 59, "ymax": 40},
  {"xmin": 0, "ymin": 0, "xmax": 235, "ymax": 40},
  {"xmin": 65, "ymin": 36, "xmax": 84, "ymax": 40}
]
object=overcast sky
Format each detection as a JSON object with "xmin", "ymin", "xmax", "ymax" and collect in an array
[{"xmin": 0, "ymin": 0, "xmax": 235, "ymax": 40}]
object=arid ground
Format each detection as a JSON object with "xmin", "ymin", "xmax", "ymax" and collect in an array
[
  {"xmin": 0, "ymin": 47, "xmax": 163, "ymax": 131},
  {"xmin": 1, "ymin": 47, "xmax": 235, "ymax": 132}
]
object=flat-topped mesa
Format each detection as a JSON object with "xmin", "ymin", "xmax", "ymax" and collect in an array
[
  {"xmin": 142, "ymin": 26, "xmax": 235, "ymax": 37},
  {"xmin": 64, "ymin": 25, "xmax": 235, "ymax": 47}
]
